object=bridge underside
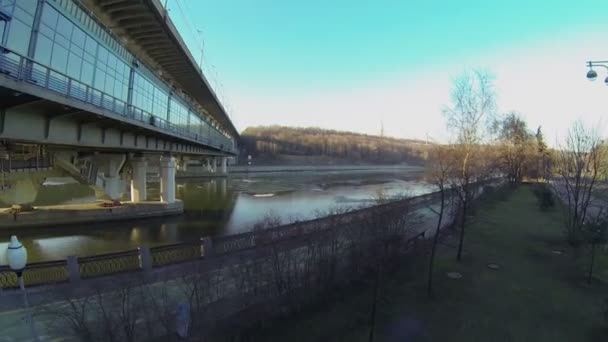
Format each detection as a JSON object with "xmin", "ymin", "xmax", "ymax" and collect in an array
[{"xmin": 0, "ymin": 85, "xmax": 225, "ymax": 157}]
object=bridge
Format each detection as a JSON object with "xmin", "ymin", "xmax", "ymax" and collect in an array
[{"xmin": 0, "ymin": 0, "xmax": 239, "ymax": 208}]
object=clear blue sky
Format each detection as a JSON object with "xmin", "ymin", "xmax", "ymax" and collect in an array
[{"xmin": 166, "ymin": 0, "xmax": 608, "ymax": 143}]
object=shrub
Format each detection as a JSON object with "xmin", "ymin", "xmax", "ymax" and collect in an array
[{"xmin": 532, "ymin": 184, "xmax": 554, "ymax": 210}]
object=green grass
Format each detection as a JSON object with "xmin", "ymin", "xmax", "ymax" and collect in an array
[
  {"xmin": 593, "ymin": 187, "xmax": 608, "ymax": 202},
  {"xmin": 233, "ymin": 186, "xmax": 608, "ymax": 342}
]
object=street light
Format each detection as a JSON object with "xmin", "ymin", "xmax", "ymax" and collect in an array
[
  {"xmin": 585, "ymin": 61, "xmax": 608, "ymax": 85},
  {"xmin": 196, "ymin": 29, "xmax": 205, "ymax": 71},
  {"xmin": 5, "ymin": 235, "xmax": 39, "ymax": 341}
]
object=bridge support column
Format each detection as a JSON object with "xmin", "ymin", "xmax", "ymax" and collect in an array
[
  {"xmin": 92, "ymin": 153, "xmax": 126, "ymax": 201},
  {"xmin": 212, "ymin": 157, "xmax": 217, "ymax": 173},
  {"xmin": 160, "ymin": 154, "xmax": 176, "ymax": 203},
  {"xmin": 221, "ymin": 157, "xmax": 228, "ymax": 174},
  {"xmin": 130, "ymin": 155, "xmax": 147, "ymax": 203},
  {"xmin": 178, "ymin": 157, "xmax": 189, "ymax": 172},
  {"xmin": 219, "ymin": 178, "xmax": 227, "ymax": 197}
]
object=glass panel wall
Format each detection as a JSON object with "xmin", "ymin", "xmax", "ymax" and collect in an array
[
  {"xmin": 132, "ymin": 71, "xmax": 170, "ymax": 122},
  {"xmin": 1, "ymin": 0, "xmax": 37, "ymax": 62},
  {"xmin": 34, "ymin": 3, "xmax": 131, "ymax": 110},
  {"xmin": 189, "ymin": 110, "xmax": 203, "ymax": 136},
  {"xmin": 169, "ymin": 97, "xmax": 189, "ymax": 132},
  {"xmin": 0, "ymin": 0, "xmax": 235, "ymax": 147}
]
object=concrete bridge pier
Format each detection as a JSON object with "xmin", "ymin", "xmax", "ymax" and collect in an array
[
  {"xmin": 211, "ymin": 157, "xmax": 218, "ymax": 173},
  {"xmin": 130, "ymin": 155, "xmax": 147, "ymax": 203},
  {"xmin": 160, "ymin": 154, "xmax": 176, "ymax": 203},
  {"xmin": 211, "ymin": 179, "xmax": 218, "ymax": 195},
  {"xmin": 92, "ymin": 154, "xmax": 127, "ymax": 201},
  {"xmin": 221, "ymin": 157, "xmax": 228, "ymax": 174},
  {"xmin": 177, "ymin": 156, "xmax": 190, "ymax": 172},
  {"xmin": 220, "ymin": 178, "xmax": 227, "ymax": 197}
]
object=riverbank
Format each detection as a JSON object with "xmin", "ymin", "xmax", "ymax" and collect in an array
[
  {"xmin": 230, "ymin": 164, "xmax": 424, "ymax": 173},
  {"xmin": 0, "ymin": 188, "xmax": 450, "ymax": 341},
  {"xmin": 238, "ymin": 186, "xmax": 608, "ymax": 342},
  {"xmin": 0, "ymin": 168, "xmax": 430, "ymax": 263},
  {"xmin": 229, "ymin": 165, "xmax": 429, "ymax": 197},
  {"xmin": 0, "ymin": 201, "xmax": 183, "ymax": 229}
]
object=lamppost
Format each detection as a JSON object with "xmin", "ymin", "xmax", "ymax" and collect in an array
[
  {"xmin": 5, "ymin": 235, "xmax": 40, "ymax": 341},
  {"xmin": 197, "ymin": 29, "xmax": 205, "ymax": 71},
  {"xmin": 585, "ymin": 61, "xmax": 608, "ymax": 85}
]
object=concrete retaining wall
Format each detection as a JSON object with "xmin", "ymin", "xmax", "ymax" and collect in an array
[{"xmin": 0, "ymin": 200, "xmax": 183, "ymax": 228}]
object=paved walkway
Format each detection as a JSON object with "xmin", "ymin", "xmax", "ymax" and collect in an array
[{"xmin": 0, "ymin": 196, "xmax": 454, "ymax": 341}]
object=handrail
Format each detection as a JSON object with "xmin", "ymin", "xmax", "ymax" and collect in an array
[
  {"xmin": 0, "ymin": 45, "xmax": 235, "ymax": 154},
  {"xmin": 0, "ymin": 259, "xmax": 67, "ymax": 271},
  {"xmin": 78, "ymin": 249, "xmax": 139, "ymax": 263},
  {"xmin": 212, "ymin": 189, "xmax": 441, "ymax": 245},
  {"xmin": 221, "ymin": 176, "xmax": 500, "ymax": 245},
  {"xmin": 0, "ymin": 178, "xmax": 504, "ymax": 288},
  {"xmin": 150, "ymin": 241, "xmax": 200, "ymax": 251}
]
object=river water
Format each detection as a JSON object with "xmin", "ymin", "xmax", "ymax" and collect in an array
[{"xmin": 1, "ymin": 166, "xmax": 431, "ymax": 263}]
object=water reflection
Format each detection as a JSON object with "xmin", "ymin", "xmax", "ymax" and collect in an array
[{"xmin": 1, "ymin": 169, "xmax": 430, "ymax": 263}]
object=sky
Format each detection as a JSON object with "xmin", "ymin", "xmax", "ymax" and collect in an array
[{"xmin": 165, "ymin": 0, "xmax": 608, "ymax": 145}]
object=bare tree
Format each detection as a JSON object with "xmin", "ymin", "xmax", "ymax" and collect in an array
[
  {"xmin": 536, "ymin": 126, "xmax": 550, "ymax": 181},
  {"xmin": 443, "ymin": 69, "xmax": 497, "ymax": 261},
  {"xmin": 425, "ymin": 144, "xmax": 454, "ymax": 297},
  {"xmin": 496, "ymin": 112, "xmax": 535, "ymax": 185},
  {"xmin": 582, "ymin": 211, "xmax": 608, "ymax": 284},
  {"xmin": 553, "ymin": 121, "xmax": 607, "ymax": 245}
]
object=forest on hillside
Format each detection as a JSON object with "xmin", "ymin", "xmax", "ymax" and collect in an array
[{"xmin": 239, "ymin": 126, "xmax": 430, "ymax": 165}]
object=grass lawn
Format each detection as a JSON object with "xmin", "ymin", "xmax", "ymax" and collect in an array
[
  {"xmin": 594, "ymin": 187, "xmax": 608, "ymax": 202},
  {"xmin": 237, "ymin": 185, "xmax": 608, "ymax": 342}
]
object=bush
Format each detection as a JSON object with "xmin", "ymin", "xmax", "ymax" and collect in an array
[
  {"xmin": 532, "ymin": 184, "xmax": 554, "ymax": 210},
  {"xmin": 481, "ymin": 184, "xmax": 511, "ymax": 203}
]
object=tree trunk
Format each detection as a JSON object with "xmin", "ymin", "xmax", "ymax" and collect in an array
[
  {"xmin": 427, "ymin": 189, "xmax": 445, "ymax": 297},
  {"xmin": 457, "ymin": 198, "xmax": 467, "ymax": 261},
  {"xmin": 588, "ymin": 243, "xmax": 596, "ymax": 284},
  {"xmin": 369, "ymin": 261, "xmax": 381, "ymax": 342}
]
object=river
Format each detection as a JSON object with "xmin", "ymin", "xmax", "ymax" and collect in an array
[{"xmin": 0, "ymin": 166, "xmax": 431, "ymax": 263}]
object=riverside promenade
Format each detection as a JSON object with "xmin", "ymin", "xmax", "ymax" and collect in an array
[{"xmin": 0, "ymin": 180, "xmax": 507, "ymax": 341}]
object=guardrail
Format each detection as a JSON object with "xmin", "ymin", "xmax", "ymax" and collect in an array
[
  {"xmin": 0, "ymin": 260, "xmax": 68, "ymax": 288},
  {"xmin": 0, "ymin": 45, "xmax": 236, "ymax": 154},
  {"xmin": 150, "ymin": 242, "xmax": 202, "ymax": 267},
  {"xmin": 0, "ymin": 192, "xmax": 440, "ymax": 289},
  {"xmin": 79, "ymin": 249, "xmax": 142, "ymax": 279},
  {"xmin": 0, "ymin": 179, "xmax": 503, "ymax": 289},
  {"xmin": 0, "ymin": 156, "xmax": 52, "ymax": 172}
]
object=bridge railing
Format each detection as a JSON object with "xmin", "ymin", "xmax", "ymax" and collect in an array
[
  {"xmin": 0, "ymin": 46, "xmax": 236, "ymax": 154},
  {"xmin": 0, "ymin": 156, "xmax": 52, "ymax": 172}
]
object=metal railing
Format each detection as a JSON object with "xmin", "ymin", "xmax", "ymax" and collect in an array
[
  {"xmin": 78, "ymin": 249, "xmax": 141, "ymax": 279},
  {"xmin": 150, "ymin": 242, "xmax": 201, "ymax": 267},
  {"xmin": 0, "ymin": 46, "xmax": 236, "ymax": 154},
  {"xmin": 0, "ymin": 156, "xmax": 52, "ymax": 172},
  {"xmin": 0, "ymin": 260, "xmax": 68, "ymax": 288},
  {"xmin": 211, "ymin": 189, "xmax": 442, "ymax": 255},
  {"xmin": 0, "ymin": 179, "xmax": 506, "ymax": 289}
]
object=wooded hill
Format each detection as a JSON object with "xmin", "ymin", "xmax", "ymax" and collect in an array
[{"xmin": 239, "ymin": 126, "xmax": 430, "ymax": 165}]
